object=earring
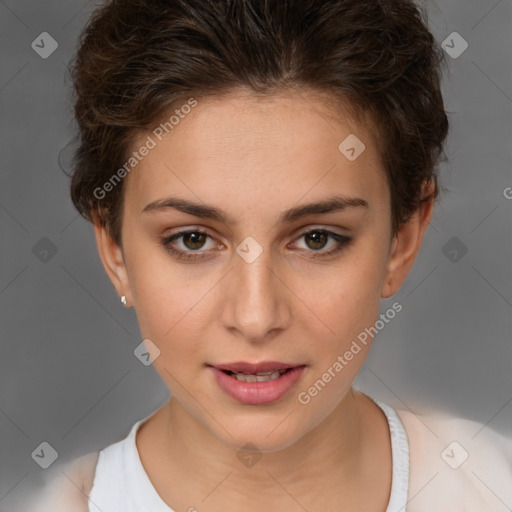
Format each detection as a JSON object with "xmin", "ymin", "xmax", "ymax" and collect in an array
[{"xmin": 121, "ymin": 295, "xmax": 128, "ymax": 307}]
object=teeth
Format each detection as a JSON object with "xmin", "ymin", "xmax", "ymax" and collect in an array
[{"xmin": 232, "ymin": 370, "xmax": 284, "ymax": 382}]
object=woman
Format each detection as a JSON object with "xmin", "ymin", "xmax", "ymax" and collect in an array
[{"xmin": 25, "ymin": 0, "xmax": 512, "ymax": 510}]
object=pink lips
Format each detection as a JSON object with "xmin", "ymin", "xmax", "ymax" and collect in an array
[{"xmin": 208, "ymin": 362, "xmax": 306, "ymax": 405}]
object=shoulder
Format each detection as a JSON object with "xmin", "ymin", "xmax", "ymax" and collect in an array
[
  {"xmin": 395, "ymin": 406, "xmax": 512, "ymax": 511},
  {"xmin": 23, "ymin": 451, "xmax": 100, "ymax": 512},
  {"xmin": 22, "ymin": 418, "xmax": 143, "ymax": 512}
]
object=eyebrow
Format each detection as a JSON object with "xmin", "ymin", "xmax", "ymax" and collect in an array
[{"xmin": 141, "ymin": 195, "xmax": 369, "ymax": 225}]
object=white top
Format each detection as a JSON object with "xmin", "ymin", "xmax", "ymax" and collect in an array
[
  {"xmin": 87, "ymin": 398, "xmax": 409, "ymax": 512},
  {"xmin": 22, "ymin": 395, "xmax": 512, "ymax": 512}
]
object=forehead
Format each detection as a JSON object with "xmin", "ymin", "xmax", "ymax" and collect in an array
[{"xmin": 123, "ymin": 89, "xmax": 388, "ymax": 218}]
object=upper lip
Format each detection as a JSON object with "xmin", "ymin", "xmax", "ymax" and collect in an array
[{"xmin": 209, "ymin": 361, "xmax": 304, "ymax": 373}]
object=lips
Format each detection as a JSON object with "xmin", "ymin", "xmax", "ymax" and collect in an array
[{"xmin": 207, "ymin": 361, "xmax": 306, "ymax": 405}]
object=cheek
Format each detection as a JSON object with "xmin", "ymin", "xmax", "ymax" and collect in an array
[
  {"xmin": 133, "ymin": 275, "xmax": 209, "ymax": 352},
  {"xmin": 123, "ymin": 240, "xmax": 204, "ymax": 347},
  {"xmin": 306, "ymin": 240, "xmax": 388, "ymax": 339},
  {"xmin": 296, "ymin": 262, "xmax": 383, "ymax": 412}
]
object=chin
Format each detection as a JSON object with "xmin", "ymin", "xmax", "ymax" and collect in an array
[{"xmin": 208, "ymin": 409, "xmax": 309, "ymax": 454}]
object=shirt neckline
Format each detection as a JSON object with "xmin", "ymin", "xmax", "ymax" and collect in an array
[
  {"xmin": 373, "ymin": 398, "xmax": 410, "ymax": 512},
  {"xmin": 123, "ymin": 396, "xmax": 410, "ymax": 512}
]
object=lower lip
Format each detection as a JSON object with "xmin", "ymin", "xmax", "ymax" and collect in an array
[{"xmin": 209, "ymin": 366, "xmax": 306, "ymax": 405}]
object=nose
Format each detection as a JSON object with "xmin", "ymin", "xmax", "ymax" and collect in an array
[{"xmin": 220, "ymin": 243, "xmax": 292, "ymax": 343}]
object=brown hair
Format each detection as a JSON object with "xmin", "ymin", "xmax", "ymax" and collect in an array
[{"xmin": 68, "ymin": 0, "xmax": 449, "ymax": 245}]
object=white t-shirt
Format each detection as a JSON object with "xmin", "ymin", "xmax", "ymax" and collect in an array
[
  {"xmin": 23, "ymin": 394, "xmax": 512, "ymax": 512},
  {"xmin": 87, "ymin": 398, "xmax": 410, "ymax": 512}
]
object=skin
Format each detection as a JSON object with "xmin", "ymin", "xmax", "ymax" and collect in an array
[{"xmin": 93, "ymin": 88, "xmax": 434, "ymax": 511}]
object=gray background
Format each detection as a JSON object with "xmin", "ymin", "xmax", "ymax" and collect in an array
[{"xmin": 1, "ymin": 0, "xmax": 511, "ymax": 508}]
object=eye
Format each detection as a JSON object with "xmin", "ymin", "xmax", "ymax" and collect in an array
[
  {"xmin": 160, "ymin": 229, "xmax": 220, "ymax": 261},
  {"xmin": 291, "ymin": 229, "xmax": 352, "ymax": 258}
]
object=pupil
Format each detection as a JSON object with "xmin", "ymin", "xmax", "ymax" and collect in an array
[
  {"xmin": 306, "ymin": 231, "xmax": 327, "ymax": 250},
  {"xmin": 184, "ymin": 232, "xmax": 205, "ymax": 250}
]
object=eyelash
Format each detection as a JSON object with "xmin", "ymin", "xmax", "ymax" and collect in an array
[{"xmin": 160, "ymin": 228, "xmax": 353, "ymax": 261}]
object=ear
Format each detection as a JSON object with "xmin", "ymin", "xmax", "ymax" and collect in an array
[
  {"xmin": 92, "ymin": 215, "xmax": 132, "ymax": 306},
  {"xmin": 381, "ymin": 180, "xmax": 435, "ymax": 298}
]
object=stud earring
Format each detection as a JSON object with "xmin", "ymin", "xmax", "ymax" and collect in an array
[{"xmin": 121, "ymin": 295, "xmax": 128, "ymax": 307}]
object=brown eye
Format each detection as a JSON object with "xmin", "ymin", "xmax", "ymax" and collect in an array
[
  {"xmin": 304, "ymin": 231, "xmax": 329, "ymax": 251},
  {"xmin": 160, "ymin": 229, "xmax": 219, "ymax": 261},
  {"xmin": 292, "ymin": 229, "xmax": 352, "ymax": 258},
  {"xmin": 181, "ymin": 231, "xmax": 207, "ymax": 250}
]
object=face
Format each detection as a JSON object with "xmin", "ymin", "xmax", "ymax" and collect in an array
[{"xmin": 95, "ymin": 89, "xmax": 432, "ymax": 452}]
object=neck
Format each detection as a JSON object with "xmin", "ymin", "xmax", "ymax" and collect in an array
[{"xmin": 148, "ymin": 388, "xmax": 377, "ymax": 508}]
